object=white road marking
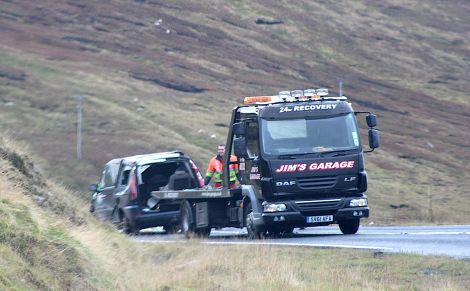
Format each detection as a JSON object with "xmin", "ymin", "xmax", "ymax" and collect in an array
[
  {"xmin": 138, "ymin": 239, "xmax": 181, "ymax": 244},
  {"xmin": 204, "ymin": 241, "xmax": 393, "ymax": 250},
  {"xmin": 395, "ymin": 231, "xmax": 469, "ymax": 235},
  {"xmin": 349, "ymin": 231, "xmax": 470, "ymax": 236},
  {"xmin": 133, "ymin": 226, "xmax": 470, "ymax": 258},
  {"xmin": 212, "ymin": 230, "xmax": 470, "ymax": 236},
  {"xmin": 136, "ymin": 238, "xmax": 392, "ymax": 251}
]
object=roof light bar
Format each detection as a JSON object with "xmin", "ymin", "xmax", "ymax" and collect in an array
[
  {"xmin": 316, "ymin": 88, "xmax": 329, "ymax": 96},
  {"xmin": 290, "ymin": 90, "xmax": 303, "ymax": 98},
  {"xmin": 244, "ymin": 95, "xmax": 282, "ymax": 104},
  {"xmin": 303, "ymin": 89, "xmax": 316, "ymax": 97},
  {"xmin": 277, "ymin": 91, "xmax": 296, "ymax": 102},
  {"xmin": 243, "ymin": 88, "xmax": 343, "ymax": 105}
]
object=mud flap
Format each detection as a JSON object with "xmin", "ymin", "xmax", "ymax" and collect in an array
[{"xmin": 195, "ymin": 202, "xmax": 209, "ymax": 228}]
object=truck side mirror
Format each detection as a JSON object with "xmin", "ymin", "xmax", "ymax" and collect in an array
[
  {"xmin": 233, "ymin": 121, "xmax": 246, "ymax": 136},
  {"xmin": 88, "ymin": 184, "xmax": 98, "ymax": 192},
  {"xmin": 234, "ymin": 137, "xmax": 249, "ymax": 158},
  {"xmin": 368, "ymin": 129, "xmax": 380, "ymax": 149},
  {"xmin": 366, "ymin": 114, "xmax": 377, "ymax": 128}
]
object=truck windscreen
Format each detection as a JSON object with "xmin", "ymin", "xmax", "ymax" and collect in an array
[{"xmin": 261, "ymin": 113, "xmax": 360, "ymax": 155}]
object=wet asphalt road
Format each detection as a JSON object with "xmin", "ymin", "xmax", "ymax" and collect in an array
[{"xmin": 135, "ymin": 225, "xmax": 470, "ymax": 259}]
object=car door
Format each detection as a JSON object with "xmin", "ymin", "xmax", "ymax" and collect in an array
[
  {"xmin": 94, "ymin": 162, "xmax": 120, "ymax": 221},
  {"xmin": 113, "ymin": 163, "xmax": 133, "ymax": 215}
]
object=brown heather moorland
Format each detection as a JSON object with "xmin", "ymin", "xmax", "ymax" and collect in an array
[
  {"xmin": 1, "ymin": 1, "xmax": 470, "ymax": 289},
  {"xmin": 0, "ymin": 1, "xmax": 469, "ymax": 223}
]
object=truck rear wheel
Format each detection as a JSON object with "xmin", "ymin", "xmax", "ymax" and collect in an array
[
  {"xmin": 163, "ymin": 225, "xmax": 179, "ymax": 234},
  {"xmin": 339, "ymin": 219, "xmax": 360, "ymax": 234},
  {"xmin": 181, "ymin": 201, "xmax": 195, "ymax": 238},
  {"xmin": 195, "ymin": 228, "xmax": 211, "ymax": 238},
  {"xmin": 245, "ymin": 202, "xmax": 263, "ymax": 239}
]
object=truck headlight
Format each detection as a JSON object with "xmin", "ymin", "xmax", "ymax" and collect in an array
[
  {"xmin": 349, "ymin": 198, "xmax": 368, "ymax": 207},
  {"xmin": 263, "ymin": 203, "xmax": 287, "ymax": 212}
]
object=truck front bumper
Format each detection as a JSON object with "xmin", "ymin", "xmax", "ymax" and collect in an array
[{"xmin": 259, "ymin": 206, "xmax": 369, "ymax": 228}]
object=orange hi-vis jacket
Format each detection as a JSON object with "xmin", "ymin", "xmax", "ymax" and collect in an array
[{"xmin": 206, "ymin": 155, "xmax": 238, "ymax": 184}]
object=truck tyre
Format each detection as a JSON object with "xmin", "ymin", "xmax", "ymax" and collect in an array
[
  {"xmin": 245, "ymin": 202, "xmax": 263, "ymax": 239},
  {"xmin": 195, "ymin": 228, "xmax": 211, "ymax": 238},
  {"xmin": 339, "ymin": 219, "xmax": 360, "ymax": 234},
  {"xmin": 268, "ymin": 226, "xmax": 294, "ymax": 236},
  {"xmin": 181, "ymin": 201, "xmax": 195, "ymax": 238},
  {"xmin": 163, "ymin": 225, "xmax": 179, "ymax": 234}
]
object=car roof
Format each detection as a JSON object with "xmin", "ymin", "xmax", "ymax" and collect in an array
[
  {"xmin": 105, "ymin": 158, "xmax": 124, "ymax": 165},
  {"xmin": 121, "ymin": 151, "xmax": 186, "ymax": 166}
]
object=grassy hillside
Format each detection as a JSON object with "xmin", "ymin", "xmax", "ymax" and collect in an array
[
  {"xmin": 1, "ymin": 135, "xmax": 470, "ymax": 290},
  {"xmin": 0, "ymin": 0, "xmax": 469, "ymax": 223}
]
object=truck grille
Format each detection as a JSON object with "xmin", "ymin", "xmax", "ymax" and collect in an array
[
  {"xmin": 295, "ymin": 199, "xmax": 342, "ymax": 211},
  {"xmin": 296, "ymin": 176, "xmax": 337, "ymax": 190}
]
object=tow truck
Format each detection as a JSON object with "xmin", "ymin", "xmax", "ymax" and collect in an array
[{"xmin": 151, "ymin": 88, "xmax": 380, "ymax": 238}]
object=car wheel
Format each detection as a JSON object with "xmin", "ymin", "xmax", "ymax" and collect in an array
[
  {"xmin": 118, "ymin": 213, "xmax": 139, "ymax": 235},
  {"xmin": 181, "ymin": 201, "xmax": 195, "ymax": 239}
]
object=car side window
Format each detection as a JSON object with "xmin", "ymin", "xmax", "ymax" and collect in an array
[
  {"xmin": 119, "ymin": 166, "xmax": 132, "ymax": 186},
  {"xmin": 98, "ymin": 168, "xmax": 107, "ymax": 190},
  {"xmin": 103, "ymin": 166, "xmax": 115, "ymax": 187}
]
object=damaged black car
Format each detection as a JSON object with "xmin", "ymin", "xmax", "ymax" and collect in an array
[{"xmin": 89, "ymin": 151, "xmax": 205, "ymax": 234}]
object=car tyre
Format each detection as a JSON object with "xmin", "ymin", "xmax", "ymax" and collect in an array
[
  {"xmin": 181, "ymin": 201, "xmax": 195, "ymax": 239},
  {"xmin": 119, "ymin": 213, "xmax": 139, "ymax": 235}
]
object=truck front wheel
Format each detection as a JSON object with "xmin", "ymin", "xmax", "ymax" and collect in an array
[
  {"xmin": 338, "ymin": 219, "xmax": 360, "ymax": 234},
  {"xmin": 268, "ymin": 226, "xmax": 294, "ymax": 236},
  {"xmin": 245, "ymin": 202, "xmax": 263, "ymax": 239}
]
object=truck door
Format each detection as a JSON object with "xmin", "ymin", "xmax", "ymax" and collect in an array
[{"xmin": 242, "ymin": 119, "xmax": 262, "ymax": 194}]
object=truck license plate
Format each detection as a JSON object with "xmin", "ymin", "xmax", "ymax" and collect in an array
[{"xmin": 306, "ymin": 215, "xmax": 333, "ymax": 223}]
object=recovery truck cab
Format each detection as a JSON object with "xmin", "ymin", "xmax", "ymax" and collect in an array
[{"xmin": 152, "ymin": 88, "xmax": 380, "ymax": 238}]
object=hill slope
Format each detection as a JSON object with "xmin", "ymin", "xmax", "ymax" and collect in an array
[{"xmin": 0, "ymin": 0, "xmax": 469, "ymax": 223}]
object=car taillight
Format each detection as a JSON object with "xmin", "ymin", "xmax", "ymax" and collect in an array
[
  {"xmin": 190, "ymin": 160, "xmax": 205, "ymax": 188},
  {"xmin": 129, "ymin": 173, "xmax": 138, "ymax": 201}
]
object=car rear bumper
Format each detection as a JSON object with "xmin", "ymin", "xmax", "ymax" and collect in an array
[{"xmin": 122, "ymin": 206, "xmax": 180, "ymax": 230}]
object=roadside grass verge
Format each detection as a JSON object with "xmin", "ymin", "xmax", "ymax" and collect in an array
[
  {"xmin": 0, "ymin": 196, "xmax": 111, "ymax": 290},
  {"xmin": 74, "ymin": 229, "xmax": 470, "ymax": 290},
  {"xmin": 1, "ymin": 134, "xmax": 469, "ymax": 290}
]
